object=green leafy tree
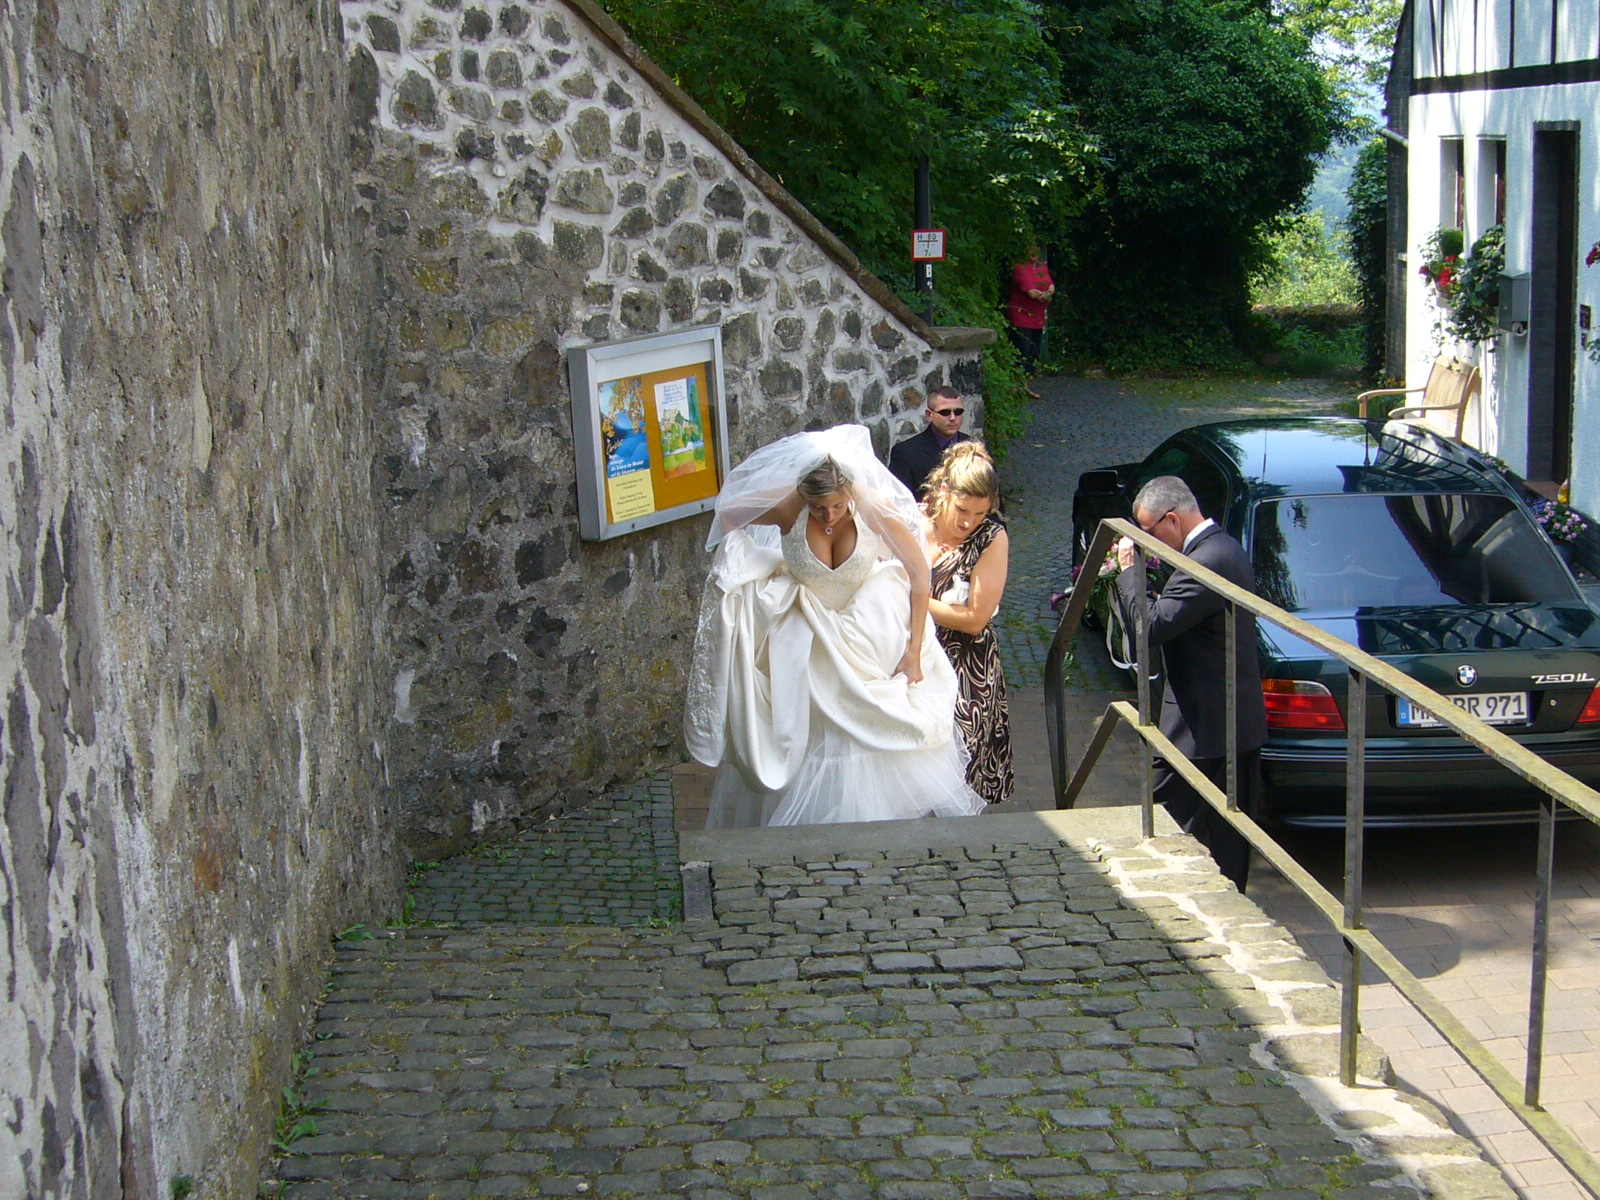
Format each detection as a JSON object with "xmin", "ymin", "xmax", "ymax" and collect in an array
[
  {"xmin": 1275, "ymin": 0, "xmax": 1405, "ymax": 90},
  {"xmin": 1250, "ymin": 211, "xmax": 1358, "ymax": 307},
  {"xmin": 601, "ymin": 0, "xmax": 1098, "ymax": 445},
  {"xmin": 1041, "ymin": 0, "xmax": 1338, "ymax": 366},
  {"xmin": 603, "ymin": 0, "xmax": 1092, "ymax": 299},
  {"xmin": 1345, "ymin": 136, "xmax": 1388, "ymax": 382}
]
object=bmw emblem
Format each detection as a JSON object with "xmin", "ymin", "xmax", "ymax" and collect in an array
[{"xmin": 1457, "ymin": 664, "xmax": 1478, "ymax": 687}]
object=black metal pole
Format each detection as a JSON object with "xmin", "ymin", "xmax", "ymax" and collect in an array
[{"xmin": 915, "ymin": 154, "xmax": 934, "ymax": 324}]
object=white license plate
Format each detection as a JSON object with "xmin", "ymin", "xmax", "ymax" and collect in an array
[{"xmin": 1397, "ymin": 692, "xmax": 1530, "ymax": 728}]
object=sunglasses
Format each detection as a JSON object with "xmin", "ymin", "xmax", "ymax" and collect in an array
[
  {"xmin": 1138, "ymin": 510, "xmax": 1174, "ymax": 534},
  {"xmin": 933, "ymin": 407, "xmax": 965, "ymax": 417}
]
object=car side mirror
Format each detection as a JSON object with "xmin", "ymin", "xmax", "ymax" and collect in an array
[{"xmin": 1078, "ymin": 469, "xmax": 1122, "ymax": 496}]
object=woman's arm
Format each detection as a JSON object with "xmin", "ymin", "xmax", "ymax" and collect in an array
[
  {"xmin": 896, "ymin": 586, "xmax": 930, "ymax": 685},
  {"xmin": 748, "ymin": 490, "xmax": 804, "ymax": 533},
  {"xmin": 859, "ymin": 499, "xmax": 933, "ymax": 684},
  {"xmin": 928, "ymin": 530, "xmax": 1009, "ymax": 635}
]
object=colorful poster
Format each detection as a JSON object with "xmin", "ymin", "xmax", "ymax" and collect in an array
[
  {"xmin": 655, "ymin": 375, "xmax": 709, "ymax": 479},
  {"xmin": 598, "ymin": 376, "xmax": 657, "ymax": 520}
]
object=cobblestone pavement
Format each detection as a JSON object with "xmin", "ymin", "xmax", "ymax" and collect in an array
[
  {"xmin": 262, "ymin": 374, "xmax": 1535, "ymax": 1200},
  {"xmin": 266, "ymin": 812, "xmax": 1514, "ymax": 1200},
  {"xmin": 408, "ymin": 779, "xmax": 681, "ymax": 927}
]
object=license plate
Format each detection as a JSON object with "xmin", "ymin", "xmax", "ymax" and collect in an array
[{"xmin": 1397, "ymin": 692, "xmax": 1530, "ymax": 728}]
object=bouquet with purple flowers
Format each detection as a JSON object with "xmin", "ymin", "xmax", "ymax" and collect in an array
[
  {"xmin": 1532, "ymin": 498, "xmax": 1588, "ymax": 546},
  {"xmin": 1053, "ymin": 548, "xmax": 1162, "ymax": 628}
]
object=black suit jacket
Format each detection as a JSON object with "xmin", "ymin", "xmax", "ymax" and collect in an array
[
  {"xmin": 1115, "ymin": 523, "xmax": 1268, "ymax": 760},
  {"xmin": 887, "ymin": 427, "xmax": 972, "ymax": 499}
]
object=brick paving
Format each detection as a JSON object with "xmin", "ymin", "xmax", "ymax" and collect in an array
[
  {"xmin": 1249, "ymin": 824, "xmax": 1600, "ymax": 1200},
  {"xmin": 266, "ymin": 814, "xmax": 1512, "ymax": 1200}
]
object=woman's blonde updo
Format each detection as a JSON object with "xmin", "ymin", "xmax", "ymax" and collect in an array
[
  {"xmin": 923, "ymin": 441, "xmax": 998, "ymax": 518},
  {"xmin": 798, "ymin": 457, "xmax": 852, "ymax": 501}
]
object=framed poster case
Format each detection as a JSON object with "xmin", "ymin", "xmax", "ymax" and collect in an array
[{"xmin": 568, "ymin": 324, "xmax": 730, "ymax": 541}]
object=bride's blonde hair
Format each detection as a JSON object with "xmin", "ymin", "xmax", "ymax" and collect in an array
[
  {"xmin": 923, "ymin": 441, "xmax": 998, "ymax": 519},
  {"xmin": 798, "ymin": 457, "xmax": 851, "ymax": 500}
]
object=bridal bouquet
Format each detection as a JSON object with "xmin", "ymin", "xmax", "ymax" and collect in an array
[{"xmin": 1055, "ymin": 549, "xmax": 1161, "ymax": 625}]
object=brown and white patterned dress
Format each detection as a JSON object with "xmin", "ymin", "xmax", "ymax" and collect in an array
[{"xmin": 930, "ymin": 514, "xmax": 1014, "ymax": 805}]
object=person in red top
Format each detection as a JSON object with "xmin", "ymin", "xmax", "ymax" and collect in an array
[{"xmin": 1006, "ymin": 244, "xmax": 1054, "ymax": 398}]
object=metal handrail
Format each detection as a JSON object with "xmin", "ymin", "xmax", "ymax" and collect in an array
[{"xmin": 1044, "ymin": 517, "xmax": 1600, "ymax": 1197}]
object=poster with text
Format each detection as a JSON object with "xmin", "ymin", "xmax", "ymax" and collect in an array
[
  {"xmin": 655, "ymin": 375, "xmax": 708, "ymax": 479},
  {"xmin": 598, "ymin": 375, "xmax": 657, "ymax": 521}
]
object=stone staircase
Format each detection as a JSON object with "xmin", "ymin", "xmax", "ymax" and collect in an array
[{"xmin": 261, "ymin": 794, "xmax": 1512, "ymax": 1200}]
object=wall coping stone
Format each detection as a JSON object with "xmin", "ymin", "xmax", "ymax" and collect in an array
[
  {"xmin": 561, "ymin": 0, "xmax": 988, "ymax": 354},
  {"xmin": 929, "ymin": 325, "xmax": 999, "ymax": 351}
]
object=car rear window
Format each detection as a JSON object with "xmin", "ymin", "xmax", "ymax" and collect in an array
[{"xmin": 1252, "ymin": 493, "xmax": 1579, "ymax": 611}]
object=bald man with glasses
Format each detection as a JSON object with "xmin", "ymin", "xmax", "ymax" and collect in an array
[
  {"xmin": 888, "ymin": 387, "xmax": 973, "ymax": 499},
  {"xmin": 1114, "ymin": 475, "xmax": 1268, "ymax": 891}
]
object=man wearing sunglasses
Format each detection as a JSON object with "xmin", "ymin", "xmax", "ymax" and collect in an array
[
  {"xmin": 1113, "ymin": 475, "xmax": 1267, "ymax": 891},
  {"xmin": 888, "ymin": 386, "xmax": 973, "ymax": 499}
]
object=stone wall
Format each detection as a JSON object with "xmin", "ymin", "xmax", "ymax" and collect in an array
[
  {"xmin": 0, "ymin": 2, "xmax": 398, "ymax": 1198},
  {"xmin": 343, "ymin": 0, "xmax": 990, "ymax": 855}
]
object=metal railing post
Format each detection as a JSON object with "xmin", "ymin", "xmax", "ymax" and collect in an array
[
  {"xmin": 1225, "ymin": 602, "xmax": 1239, "ymax": 811},
  {"xmin": 1341, "ymin": 668, "xmax": 1368, "ymax": 1087},
  {"xmin": 1046, "ymin": 520, "xmax": 1121, "ymax": 810},
  {"xmin": 1136, "ymin": 561, "xmax": 1155, "ymax": 839},
  {"xmin": 1527, "ymin": 791, "xmax": 1557, "ymax": 1108}
]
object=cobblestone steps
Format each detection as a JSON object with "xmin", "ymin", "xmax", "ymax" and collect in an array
[
  {"xmin": 265, "ymin": 808, "xmax": 1510, "ymax": 1200},
  {"xmin": 406, "ymin": 778, "xmax": 681, "ymax": 928}
]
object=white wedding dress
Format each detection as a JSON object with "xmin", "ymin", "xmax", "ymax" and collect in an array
[{"xmin": 685, "ymin": 510, "xmax": 986, "ymax": 827}]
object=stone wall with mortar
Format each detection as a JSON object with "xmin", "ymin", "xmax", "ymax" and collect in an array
[
  {"xmin": 0, "ymin": 2, "xmax": 399, "ymax": 1198},
  {"xmin": 342, "ymin": 0, "xmax": 990, "ymax": 855}
]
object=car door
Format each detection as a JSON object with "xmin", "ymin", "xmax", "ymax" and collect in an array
[{"xmin": 1136, "ymin": 437, "xmax": 1234, "ymax": 528}]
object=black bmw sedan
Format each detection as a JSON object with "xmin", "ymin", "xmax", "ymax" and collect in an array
[{"xmin": 1071, "ymin": 416, "xmax": 1600, "ymax": 828}]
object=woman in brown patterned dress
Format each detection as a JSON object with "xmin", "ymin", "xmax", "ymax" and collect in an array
[{"xmin": 924, "ymin": 442, "xmax": 1014, "ymax": 804}]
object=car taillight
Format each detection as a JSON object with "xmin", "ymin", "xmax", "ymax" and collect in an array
[
  {"xmin": 1263, "ymin": 679, "xmax": 1346, "ymax": 730},
  {"xmin": 1576, "ymin": 688, "xmax": 1600, "ymax": 725}
]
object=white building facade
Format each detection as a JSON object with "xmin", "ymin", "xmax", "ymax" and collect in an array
[{"xmin": 1395, "ymin": 0, "xmax": 1599, "ymax": 509}]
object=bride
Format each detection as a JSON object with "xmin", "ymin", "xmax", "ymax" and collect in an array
[{"xmin": 685, "ymin": 424, "xmax": 986, "ymax": 827}]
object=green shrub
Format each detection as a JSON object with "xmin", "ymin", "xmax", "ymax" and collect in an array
[
  {"xmin": 1446, "ymin": 225, "xmax": 1504, "ymax": 346},
  {"xmin": 1251, "ymin": 212, "xmax": 1359, "ymax": 307},
  {"xmin": 1345, "ymin": 137, "xmax": 1388, "ymax": 384},
  {"xmin": 1244, "ymin": 306, "xmax": 1362, "ymax": 377}
]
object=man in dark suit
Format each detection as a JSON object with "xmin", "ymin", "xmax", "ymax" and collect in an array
[
  {"xmin": 1115, "ymin": 476, "xmax": 1268, "ymax": 890},
  {"xmin": 888, "ymin": 386, "xmax": 972, "ymax": 499}
]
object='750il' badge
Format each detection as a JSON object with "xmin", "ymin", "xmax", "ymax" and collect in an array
[{"xmin": 1457, "ymin": 664, "xmax": 1478, "ymax": 687}]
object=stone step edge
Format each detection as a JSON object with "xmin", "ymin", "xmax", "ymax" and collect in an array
[{"xmin": 1094, "ymin": 834, "xmax": 1518, "ymax": 1200}]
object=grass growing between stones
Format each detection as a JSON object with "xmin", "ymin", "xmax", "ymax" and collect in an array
[{"xmin": 270, "ymin": 1053, "xmax": 321, "ymax": 1157}]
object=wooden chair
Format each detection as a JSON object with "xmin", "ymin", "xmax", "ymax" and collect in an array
[{"xmin": 1357, "ymin": 357, "xmax": 1481, "ymax": 441}]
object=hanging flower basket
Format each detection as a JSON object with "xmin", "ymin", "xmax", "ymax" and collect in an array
[
  {"xmin": 1419, "ymin": 227, "xmax": 1465, "ymax": 308},
  {"xmin": 1446, "ymin": 225, "xmax": 1505, "ymax": 345}
]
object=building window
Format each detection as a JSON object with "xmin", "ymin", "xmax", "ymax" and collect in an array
[
  {"xmin": 1441, "ymin": 137, "xmax": 1466, "ymax": 230},
  {"xmin": 1477, "ymin": 138, "xmax": 1507, "ymax": 231}
]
